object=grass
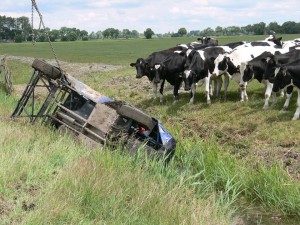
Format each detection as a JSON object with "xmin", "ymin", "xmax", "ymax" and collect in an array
[
  {"xmin": 0, "ymin": 92, "xmax": 232, "ymax": 225},
  {"xmin": 1, "ymin": 35, "xmax": 300, "ymax": 224},
  {"xmin": 1, "ymin": 34, "xmax": 299, "ymax": 65}
]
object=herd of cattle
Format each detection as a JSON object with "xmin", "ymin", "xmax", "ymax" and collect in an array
[{"xmin": 130, "ymin": 35, "xmax": 300, "ymax": 120}]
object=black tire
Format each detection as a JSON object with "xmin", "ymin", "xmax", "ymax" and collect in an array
[
  {"xmin": 117, "ymin": 105, "xmax": 155, "ymax": 129},
  {"xmin": 32, "ymin": 58, "xmax": 62, "ymax": 79}
]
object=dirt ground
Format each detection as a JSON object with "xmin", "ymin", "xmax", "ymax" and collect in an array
[{"xmin": 3, "ymin": 55, "xmax": 122, "ymax": 76}]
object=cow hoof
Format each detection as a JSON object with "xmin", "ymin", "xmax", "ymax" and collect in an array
[
  {"xmin": 207, "ymin": 100, "xmax": 211, "ymax": 104},
  {"xmin": 281, "ymin": 107, "xmax": 288, "ymax": 111},
  {"xmin": 263, "ymin": 106, "xmax": 269, "ymax": 110},
  {"xmin": 292, "ymin": 117, "xmax": 298, "ymax": 121}
]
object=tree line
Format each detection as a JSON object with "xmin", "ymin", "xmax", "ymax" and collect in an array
[{"xmin": 1, "ymin": 15, "xmax": 299, "ymax": 42}]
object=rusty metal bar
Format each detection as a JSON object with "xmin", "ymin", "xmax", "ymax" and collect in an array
[{"xmin": 56, "ymin": 103, "xmax": 88, "ymax": 123}]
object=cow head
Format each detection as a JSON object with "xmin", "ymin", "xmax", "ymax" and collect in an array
[
  {"xmin": 197, "ymin": 36, "xmax": 218, "ymax": 45},
  {"xmin": 152, "ymin": 64, "xmax": 164, "ymax": 84},
  {"xmin": 184, "ymin": 49, "xmax": 196, "ymax": 70},
  {"xmin": 130, "ymin": 58, "xmax": 150, "ymax": 79},
  {"xmin": 243, "ymin": 65, "xmax": 254, "ymax": 82},
  {"xmin": 263, "ymin": 56, "xmax": 277, "ymax": 81},
  {"xmin": 266, "ymin": 36, "xmax": 283, "ymax": 48},
  {"xmin": 272, "ymin": 66, "xmax": 291, "ymax": 92},
  {"xmin": 182, "ymin": 69, "xmax": 195, "ymax": 91},
  {"xmin": 212, "ymin": 54, "xmax": 228, "ymax": 76}
]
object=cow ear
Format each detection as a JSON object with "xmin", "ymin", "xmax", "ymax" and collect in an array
[
  {"xmin": 130, "ymin": 63, "xmax": 136, "ymax": 67},
  {"xmin": 282, "ymin": 67, "xmax": 288, "ymax": 76},
  {"xmin": 261, "ymin": 58, "xmax": 267, "ymax": 63},
  {"xmin": 179, "ymin": 50, "xmax": 186, "ymax": 56}
]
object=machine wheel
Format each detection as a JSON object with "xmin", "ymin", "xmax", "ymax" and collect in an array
[
  {"xmin": 32, "ymin": 58, "xmax": 62, "ymax": 79},
  {"xmin": 117, "ymin": 105, "xmax": 155, "ymax": 129}
]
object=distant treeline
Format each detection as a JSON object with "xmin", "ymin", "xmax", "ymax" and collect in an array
[{"xmin": 0, "ymin": 15, "xmax": 300, "ymax": 42}]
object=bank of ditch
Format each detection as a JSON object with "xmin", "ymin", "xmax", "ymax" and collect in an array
[{"xmin": 1, "ymin": 56, "xmax": 300, "ymax": 224}]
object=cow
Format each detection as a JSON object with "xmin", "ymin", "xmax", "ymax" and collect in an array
[
  {"xmin": 272, "ymin": 58, "xmax": 300, "ymax": 120},
  {"xmin": 151, "ymin": 50, "xmax": 187, "ymax": 103},
  {"xmin": 130, "ymin": 49, "xmax": 177, "ymax": 100},
  {"xmin": 261, "ymin": 48, "xmax": 300, "ymax": 109},
  {"xmin": 183, "ymin": 50, "xmax": 212, "ymax": 104},
  {"xmin": 242, "ymin": 51, "xmax": 278, "ymax": 109},
  {"xmin": 183, "ymin": 46, "xmax": 234, "ymax": 100},
  {"xmin": 130, "ymin": 42, "xmax": 216, "ymax": 101},
  {"xmin": 197, "ymin": 36, "xmax": 219, "ymax": 46},
  {"xmin": 212, "ymin": 40, "xmax": 292, "ymax": 102}
]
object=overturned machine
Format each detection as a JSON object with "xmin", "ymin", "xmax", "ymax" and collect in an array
[{"xmin": 12, "ymin": 59, "xmax": 176, "ymax": 161}]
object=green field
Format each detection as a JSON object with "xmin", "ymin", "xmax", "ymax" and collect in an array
[
  {"xmin": 1, "ymin": 34, "xmax": 299, "ymax": 65},
  {"xmin": 1, "ymin": 35, "xmax": 300, "ymax": 224}
]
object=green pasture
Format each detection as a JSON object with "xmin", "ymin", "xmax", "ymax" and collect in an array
[
  {"xmin": 1, "ymin": 34, "xmax": 299, "ymax": 65},
  {"xmin": 1, "ymin": 34, "xmax": 300, "ymax": 224}
]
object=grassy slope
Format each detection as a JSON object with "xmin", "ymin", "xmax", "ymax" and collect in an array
[
  {"xmin": 0, "ymin": 92, "xmax": 230, "ymax": 225},
  {"xmin": 1, "ymin": 34, "xmax": 300, "ymax": 224}
]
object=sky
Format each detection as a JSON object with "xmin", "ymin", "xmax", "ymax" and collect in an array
[{"xmin": 1, "ymin": 0, "xmax": 300, "ymax": 34}]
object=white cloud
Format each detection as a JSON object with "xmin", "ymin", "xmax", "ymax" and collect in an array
[{"xmin": 1, "ymin": 0, "xmax": 300, "ymax": 33}]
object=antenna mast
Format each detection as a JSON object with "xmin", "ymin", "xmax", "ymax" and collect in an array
[{"xmin": 31, "ymin": 0, "xmax": 63, "ymax": 72}]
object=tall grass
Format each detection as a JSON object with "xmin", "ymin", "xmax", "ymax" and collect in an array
[{"xmin": 23, "ymin": 149, "xmax": 231, "ymax": 225}]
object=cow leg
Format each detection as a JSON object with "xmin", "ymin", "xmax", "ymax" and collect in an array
[
  {"xmin": 263, "ymin": 81, "xmax": 274, "ymax": 109},
  {"xmin": 189, "ymin": 83, "xmax": 196, "ymax": 104},
  {"xmin": 240, "ymin": 82, "xmax": 248, "ymax": 102},
  {"xmin": 173, "ymin": 78, "xmax": 182, "ymax": 104},
  {"xmin": 271, "ymin": 91, "xmax": 278, "ymax": 105},
  {"xmin": 216, "ymin": 76, "xmax": 223, "ymax": 96},
  {"xmin": 152, "ymin": 81, "xmax": 158, "ymax": 99},
  {"xmin": 280, "ymin": 89, "xmax": 285, "ymax": 98},
  {"xmin": 209, "ymin": 80, "xmax": 213, "ymax": 96},
  {"xmin": 223, "ymin": 74, "xmax": 230, "ymax": 100},
  {"xmin": 205, "ymin": 75, "xmax": 211, "ymax": 104},
  {"xmin": 239, "ymin": 63, "xmax": 247, "ymax": 102},
  {"xmin": 292, "ymin": 88, "xmax": 300, "ymax": 120},
  {"xmin": 282, "ymin": 86, "xmax": 293, "ymax": 111},
  {"xmin": 159, "ymin": 79, "xmax": 165, "ymax": 103}
]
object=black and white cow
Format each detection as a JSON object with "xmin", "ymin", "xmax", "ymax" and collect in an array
[
  {"xmin": 183, "ymin": 46, "xmax": 234, "ymax": 100},
  {"xmin": 212, "ymin": 40, "xmax": 291, "ymax": 102},
  {"xmin": 151, "ymin": 50, "xmax": 187, "ymax": 103},
  {"xmin": 242, "ymin": 51, "xmax": 278, "ymax": 108},
  {"xmin": 262, "ymin": 48, "xmax": 300, "ymax": 109},
  {"xmin": 130, "ymin": 49, "xmax": 177, "ymax": 100},
  {"xmin": 183, "ymin": 50, "xmax": 212, "ymax": 104},
  {"xmin": 272, "ymin": 58, "xmax": 300, "ymax": 120}
]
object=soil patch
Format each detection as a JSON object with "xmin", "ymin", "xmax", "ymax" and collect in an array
[{"xmin": 1, "ymin": 55, "xmax": 122, "ymax": 78}]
